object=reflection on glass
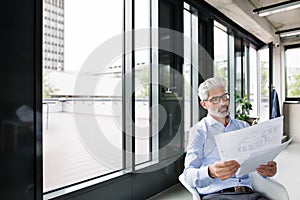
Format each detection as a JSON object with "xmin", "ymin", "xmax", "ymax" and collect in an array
[
  {"xmin": 259, "ymin": 48, "xmax": 269, "ymax": 122},
  {"xmin": 159, "ymin": 63, "xmax": 171, "ymax": 94},
  {"xmin": 135, "ymin": 63, "xmax": 150, "ymax": 165},
  {"xmin": 135, "ymin": 0, "xmax": 150, "ymax": 165},
  {"xmin": 42, "ymin": 0, "xmax": 123, "ymax": 192},
  {"xmin": 158, "ymin": 0, "xmax": 183, "ymax": 161},
  {"xmin": 286, "ymin": 47, "xmax": 300, "ymax": 98}
]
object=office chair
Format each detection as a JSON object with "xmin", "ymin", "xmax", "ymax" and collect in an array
[{"xmin": 179, "ymin": 172, "xmax": 289, "ymax": 200}]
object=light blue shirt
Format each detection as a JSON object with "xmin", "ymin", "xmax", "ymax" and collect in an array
[{"xmin": 183, "ymin": 114, "xmax": 252, "ymax": 195}]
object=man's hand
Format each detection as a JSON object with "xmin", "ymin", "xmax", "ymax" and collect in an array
[
  {"xmin": 256, "ymin": 161, "xmax": 277, "ymax": 177},
  {"xmin": 208, "ymin": 160, "xmax": 240, "ymax": 180}
]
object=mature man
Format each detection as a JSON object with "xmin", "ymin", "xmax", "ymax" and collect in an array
[{"xmin": 183, "ymin": 77, "xmax": 277, "ymax": 200}]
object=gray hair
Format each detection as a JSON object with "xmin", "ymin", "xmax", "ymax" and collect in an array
[{"xmin": 198, "ymin": 77, "xmax": 227, "ymax": 101}]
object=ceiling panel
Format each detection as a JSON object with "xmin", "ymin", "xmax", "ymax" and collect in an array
[
  {"xmin": 251, "ymin": 0, "xmax": 300, "ymax": 31},
  {"xmin": 206, "ymin": 0, "xmax": 300, "ymax": 44}
]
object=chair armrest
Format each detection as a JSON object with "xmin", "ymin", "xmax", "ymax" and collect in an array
[
  {"xmin": 251, "ymin": 172, "xmax": 289, "ymax": 200},
  {"xmin": 179, "ymin": 174, "xmax": 201, "ymax": 200}
]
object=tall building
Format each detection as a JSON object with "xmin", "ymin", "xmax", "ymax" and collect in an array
[{"xmin": 43, "ymin": 0, "xmax": 64, "ymax": 71}]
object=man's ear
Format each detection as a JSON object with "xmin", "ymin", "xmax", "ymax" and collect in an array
[{"xmin": 200, "ymin": 101, "xmax": 208, "ymax": 109}]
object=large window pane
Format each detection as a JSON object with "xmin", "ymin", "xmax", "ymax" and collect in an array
[
  {"xmin": 183, "ymin": 3, "xmax": 199, "ymax": 150},
  {"xmin": 183, "ymin": 6, "xmax": 191, "ymax": 149},
  {"xmin": 286, "ymin": 47, "xmax": 300, "ymax": 98},
  {"xmin": 43, "ymin": 0, "xmax": 123, "ymax": 193},
  {"xmin": 249, "ymin": 47, "xmax": 258, "ymax": 117},
  {"xmin": 243, "ymin": 44, "xmax": 249, "ymax": 96},
  {"xmin": 158, "ymin": 0, "xmax": 183, "ymax": 160},
  {"xmin": 235, "ymin": 36, "xmax": 242, "ymax": 100},
  {"xmin": 259, "ymin": 48, "xmax": 269, "ymax": 121},
  {"xmin": 213, "ymin": 21, "xmax": 228, "ymax": 81}
]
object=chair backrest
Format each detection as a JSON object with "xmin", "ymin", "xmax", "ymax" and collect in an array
[
  {"xmin": 178, "ymin": 174, "xmax": 201, "ymax": 200},
  {"xmin": 179, "ymin": 172, "xmax": 289, "ymax": 200},
  {"xmin": 251, "ymin": 172, "xmax": 289, "ymax": 200}
]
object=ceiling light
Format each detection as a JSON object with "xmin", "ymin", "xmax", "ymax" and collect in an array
[
  {"xmin": 275, "ymin": 27, "xmax": 300, "ymax": 37},
  {"xmin": 253, "ymin": 0, "xmax": 300, "ymax": 17}
]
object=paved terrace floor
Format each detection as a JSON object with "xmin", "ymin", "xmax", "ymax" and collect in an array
[{"xmin": 43, "ymin": 111, "xmax": 149, "ymax": 192}]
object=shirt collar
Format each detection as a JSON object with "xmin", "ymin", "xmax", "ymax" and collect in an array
[{"xmin": 206, "ymin": 114, "xmax": 231, "ymax": 126}]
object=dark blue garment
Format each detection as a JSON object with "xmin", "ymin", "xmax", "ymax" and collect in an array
[{"xmin": 271, "ymin": 89, "xmax": 281, "ymax": 118}]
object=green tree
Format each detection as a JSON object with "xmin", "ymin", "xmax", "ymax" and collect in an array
[
  {"xmin": 136, "ymin": 65, "xmax": 149, "ymax": 98},
  {"xmin": 261, "ymin": 61, "xmax": 268, "ymax": 96},
  {"xmin": 43, "ymin": 77, "xmax": 59, "ymax": 98},
  {"xmin": 288, "ymin": 74, "xmax": 300, "ymax": 97},
  {"xmin": 235, "ymin": 94, "xmax": 253, "ymax": 125}
]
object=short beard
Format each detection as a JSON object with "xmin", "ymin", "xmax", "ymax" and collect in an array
[{"xmin": 208, "ymin": 106, "xmax": 228, "ymax": 118}]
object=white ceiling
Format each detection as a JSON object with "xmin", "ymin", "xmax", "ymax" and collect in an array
[{"xmin": 204, "ymin": 0, "xmax": 300, "ymax": 45}]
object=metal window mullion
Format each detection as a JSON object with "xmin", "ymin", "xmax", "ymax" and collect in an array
[
  {"xmin": 268, "ymin": 43, "xmax": 273, "ymax": 119},
  {"xmin": 123, "ymin": 0, "xmax": 134, "ymax": 173}
]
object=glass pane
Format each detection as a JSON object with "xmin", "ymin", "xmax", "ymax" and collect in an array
[
  {"xmin": 259, "ymin": 48, "xmax": 269, "ymax": 122},
  {"xmin": 158, "ymin": 0, "xmax": 182, "ymax": 160},
  {"xmin": 213, "ymin": 22, "xmax": 228, "ymax": 81},
  {"xmin": 42, "ymin": 0, "xmax": 123, "ymax": 192},
  {"xmin": 243, "ymin": 45, "xmax": 248, "ymax": 96},
  {"xmin": 134, "ymin": 0, "xmax": 150, "ymax": 165},
  {"xmin": 235, "ymin": 37, "xmax": 242, "ymax": 99},
  {"xmin": 249, "ymin": 47, "xmax": 258, "ymax": 117},
  {"xmin": 135, "ymin": 0, "xmax": 150, "ymax": 165},
  {"xmin": 183, "ymin": 8, "xmax": 191, "ymax": 149},
  {"xmin": 286, "ymin": 47, "xmax": 300, "ymax": 98}
]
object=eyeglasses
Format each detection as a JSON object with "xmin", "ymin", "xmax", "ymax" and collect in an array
[{"xmin": 205, "ymin": 93, "xmax": 230, "ymax": 104}]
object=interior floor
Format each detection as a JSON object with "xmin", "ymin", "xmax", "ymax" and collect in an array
[{"xmin": 148, "ymin": 142, "xmax": 300, "ymax": 200}]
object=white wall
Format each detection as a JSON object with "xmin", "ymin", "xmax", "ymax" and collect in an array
[{"xmin": 283, "ymin": 102, "xmax": 300, "ymax": 142}]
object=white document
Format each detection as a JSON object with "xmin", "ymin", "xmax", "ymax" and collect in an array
[
  {"xmin": 236, "ymin": 138, "xmax": 292, "ymax": 176},
  {"xmin": 214, "ymin": 116, "xmax": 291, "ymax": 177}
]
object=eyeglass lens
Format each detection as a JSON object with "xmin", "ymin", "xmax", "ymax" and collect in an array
[{"xmin": 210, "ymin": 93, "xmax": 229, "ymax": 104}]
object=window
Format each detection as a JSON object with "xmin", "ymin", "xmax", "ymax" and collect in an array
[
  {"xmin": 258, "ymin": 47, "xmax": 270, "ymax": 121},
  {"xmin": 43, "ymin": 0, "xmax": 123, "ymax": 193},
  {"xmin": 235, "ymin": 36, "xmax": 243, "ymax": 100},
  {"xmin": 158, "ymin": 0, "xmax": 184, "ymax": 161},
  {"xmin": 43, "ymin": 0, "xmax": 165, "ymax": 198},
  {"xmin": 41, "ymin": 0, "xmax": 267, "ymax": 198},
  {"xmin": 183, "ymin": 6, "xmax": 192, "ymax": 142},
  {"xmin": 213, "ymin": 21, "xmax": 228, "ymax": 82},
  {"xmin": 285, "ymin": 46, "xmax": 300, "ymax": 99},
  {"xmin": 249, "ymin": 46, "xmax": 258, "ymax": 117},
  {"xmin": 183, "ymin": 2, "xmax": 199, "ymax": 149}
]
